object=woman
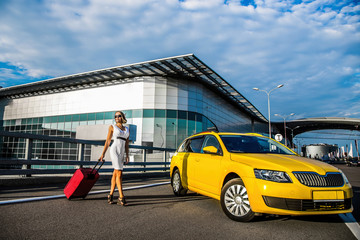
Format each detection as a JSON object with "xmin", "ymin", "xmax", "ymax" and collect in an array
[{"xmin": 100, "ymin": 111, "xmax": 129, "ymax": 206}]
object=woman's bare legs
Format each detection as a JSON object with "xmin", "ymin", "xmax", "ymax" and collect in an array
[
  {"xmin": 107, "ymin": 170, "xmax": 117, "ymax": 204},
  {"xmin": 108, "ymin": 169, "xmax": 126, "ymax": 205},
  {"xmin": 109, "ymin": 170, "xmax": 117, "ymax": 196},
  {"xmin": 114, "ymin": 170, "xmax": 127, "ymax": 205},
  {"xmin": 115, "ymin": 170, "xmax": 124, "ymax": 199}
]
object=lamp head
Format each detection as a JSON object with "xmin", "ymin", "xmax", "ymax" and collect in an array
[
  {"xmin": 253, "ymin": 88, "xmax": 259, "ymax": 91},
  {"xmin": 277, "ymin": 84, "xmax": 284, "ymax": 88}
]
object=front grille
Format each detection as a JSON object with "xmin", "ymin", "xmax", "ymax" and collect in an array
[
  {"xmin": 293, "ymin": 172, "xmax": 344, "ymax": 187},
  {"xmin": 263, "ymin": 196, "xmax": 352, "ymax": 211}
]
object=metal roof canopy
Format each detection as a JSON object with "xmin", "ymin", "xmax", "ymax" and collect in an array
[
  {"xmin": 274, "ymin": 117, "xmax": 360, "ymax": 141},
  {"xmin": 0, "ymin": 54, "xmax": 266, "ymax": 122}
]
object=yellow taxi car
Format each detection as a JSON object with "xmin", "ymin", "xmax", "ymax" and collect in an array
[{"xmin": 170, "ymin": 131, "xmax": 353, "ymax": 222}]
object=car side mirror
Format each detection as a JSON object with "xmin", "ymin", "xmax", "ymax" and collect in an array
[{"xmin": 203, "ymin": 146, "xmax": 218, "ymax": 154}]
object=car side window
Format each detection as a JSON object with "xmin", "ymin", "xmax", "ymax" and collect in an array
[
  {"xmin": 187, "ymin": 137, "xmax": 204, "ymax": 153},
  {"xmin": 177, "ymin": 140, "xmax": 187, "ymax": 153},
  {"xmin": 202, "ymin": 135, "xmax": 222, "ymax": 155}
]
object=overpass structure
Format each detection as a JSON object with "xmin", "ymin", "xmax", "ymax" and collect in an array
[{"xmin": 273, "ymin": 117, "xmax": 360, "ymax": 144}]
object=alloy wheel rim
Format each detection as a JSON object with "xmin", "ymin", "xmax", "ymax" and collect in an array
[
  {"xmin": 173, "ymin": 172, "xmax": 180, "ymax": 192},
  {"xmin": 224, "ymin": 184, "xmax": 251, "ymax": 217}
]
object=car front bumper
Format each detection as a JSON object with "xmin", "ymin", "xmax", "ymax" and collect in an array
[{"xmin": 244, "ymin": 177, "xmax": 353, "ymax": 216}]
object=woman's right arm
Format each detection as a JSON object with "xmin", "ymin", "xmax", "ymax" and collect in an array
[{"xmin": 100, "ymin": 125, "xmax": 114, "ymax": 161}]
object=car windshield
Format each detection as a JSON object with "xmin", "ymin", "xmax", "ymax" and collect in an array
[{"xmin": 220, "ymin": 135, "xmax": 295, "ymax": 155}]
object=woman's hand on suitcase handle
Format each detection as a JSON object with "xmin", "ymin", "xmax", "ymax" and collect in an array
[{"xmin": 99, "ymin": 155, "xmax": 105, "ymax": 162}]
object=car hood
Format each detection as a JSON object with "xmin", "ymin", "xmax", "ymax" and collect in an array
[{"xmin": 230, "ymin": 153, "xmax": 339, "ymax": 175}]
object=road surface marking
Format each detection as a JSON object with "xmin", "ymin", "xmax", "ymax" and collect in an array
[
  {"xmin": 339, "ymin": 213, "xmax": 360, "ymax": 240},
  {"xmin": 0, "ymin": 181, "xmax": 170, "ymax": 205},
  {"xmin": 1, "ymin": 181, "xmax": 359, "ymax": 240}
]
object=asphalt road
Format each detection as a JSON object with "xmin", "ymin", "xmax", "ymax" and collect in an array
[{"xmin": 0, "ymin": 165, "xmax": 359, "ymax": 240}]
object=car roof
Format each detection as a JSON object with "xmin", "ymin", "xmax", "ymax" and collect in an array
[
  {"xmin": 190, "ymin": 131, "xmax": 265, "ymax": 138},
  {"xmin": 182, "ymin": 131, "xmax": 298, "ymax": 156}
]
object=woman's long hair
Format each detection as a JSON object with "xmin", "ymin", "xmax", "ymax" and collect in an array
[{"xmin": 116, "ymin": 111, "xmax": 127, "ymax": 124}]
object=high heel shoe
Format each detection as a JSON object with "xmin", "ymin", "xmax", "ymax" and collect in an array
[
  {"xmin": 117, "ymin": 197, "xmax": 127, "ymax": 206},
  {"xmin": 108, "ymin": 195, "xmax": 114, "ymax": 204}
]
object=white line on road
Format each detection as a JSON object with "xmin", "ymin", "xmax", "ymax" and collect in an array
[
  {"xmin": 339, "ymin": 213, "xmax": 360, "ymax": 240},
  {"xmin": 0, "ymin": 181, "xmax": 170, "ymax": 205},
  {"xmin": 1, "ymin": 181, "xmax": 359, "ymax": 240}
]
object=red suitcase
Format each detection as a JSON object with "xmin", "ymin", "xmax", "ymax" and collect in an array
[{"xmin": 64, "ymin": 160, "xmax": 104, "ymax": 200}]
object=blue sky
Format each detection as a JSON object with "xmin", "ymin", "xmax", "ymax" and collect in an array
[{"xmin": 0, "ymin": 0, "xmax": 359, "ymax": 151}]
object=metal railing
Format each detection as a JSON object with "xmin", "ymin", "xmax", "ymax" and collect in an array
[{"xmin": 0, "ymin": 131, "xmax": 176, "ymax": 176}]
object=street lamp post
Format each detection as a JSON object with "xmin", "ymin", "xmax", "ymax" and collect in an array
[
  {"xmin": 253, "ymin": 84, "xmax": 284, "ymax": 138},
  {"xmin": 274, "ymin": 113, "xmax": 295, "ymax": 146},
  {"xmin": 286, "ymin": 125, "xmax": 300, "ymax": 149},
  {"xmin": 294, "ymin": 139, "xmax": 302, "ymax": 155}
]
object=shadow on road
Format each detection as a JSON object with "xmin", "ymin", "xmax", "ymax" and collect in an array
[
  {"xmin": 249, "ymin": 213, "xmax": 348, "ymax": 223},
  {"xmin": 84, "ymin": 192, "xmax": 209, "ymax": 207},
  {"xmin": 350, "ymin": 186, "xmax": 359, "ymax": 222}
]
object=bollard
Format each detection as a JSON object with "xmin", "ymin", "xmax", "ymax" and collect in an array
[
  {"xmin": 163, "ymin": 151, "xmax": 167, "ymax": 171},
  {"xmin": 78, "ymin": 143, "xmax": 85, "ymax": 168},
  {"xmin": 25, "ymin": 138, "xmax": 33, "ymax": 177},
  {"xmin": 142, "ymin": 149, "xmax": 147, "ymax": 172}
]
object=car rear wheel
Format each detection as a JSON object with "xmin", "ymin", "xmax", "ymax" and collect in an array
[
  {"xmin": 220, "ymin": 178, "xmax": 255, "ymax": 222},
  {"xmin": 171, "ymin": 169, "xmax": 187, "ymax": 196}
]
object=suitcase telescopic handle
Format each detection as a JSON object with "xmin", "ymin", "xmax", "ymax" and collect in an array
[{"xmin": 91, "ymin": 159, "xmax": 105, "ymax": 174}]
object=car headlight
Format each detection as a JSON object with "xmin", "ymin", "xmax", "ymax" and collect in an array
[
  {"xmin": 254, "ymin": 169, "xmax": 292, "ymax": 183},
  {"xmin": 338, "ymin": 169, "xmax": 351, "ymax": 187}
]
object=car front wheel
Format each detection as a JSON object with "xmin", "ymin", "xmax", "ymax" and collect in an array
[
  {"xmin": 171, "ymin": 169, "xmax": 187, "ymax": 196},
  {"xmin": 220, "ymin": 178, "xmax": 255, "ymax": 222}
]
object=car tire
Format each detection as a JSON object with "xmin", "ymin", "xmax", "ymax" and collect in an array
[
  {"xmin": 220, "ymin": 178, "xmax": 255, "ymax": 222},
  {"xmin": 171, "ymin": 169, "xmax": 187, "ymax": 196}
]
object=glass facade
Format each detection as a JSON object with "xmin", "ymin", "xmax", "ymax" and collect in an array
[
  {"xmin": 1, "ymin": 111, "xmax": 115, "ymax": 162},
  {"xmin": 0, "ymin": 75, "xmax": 267, "ymax": 164},
  {"xmin": 0, "ymin": 109, "xmax": 215, "ymax": 161}
]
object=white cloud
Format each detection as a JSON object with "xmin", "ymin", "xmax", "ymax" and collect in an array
[
  {"xmin": 0, "ymin": 0, "xmax": 359, "ymax": 118},
  {"xmin": 0, "ymin": 68, "xmax": 22, "ymax": 80},
  {"xmin": 180, "ymin": 0, "xmax": 224, "ymax": 10}
]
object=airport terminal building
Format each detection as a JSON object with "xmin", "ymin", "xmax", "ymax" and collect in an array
[{"xmin": 0, "ymin": 54, "xmax": 267, "ymax": 161}]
